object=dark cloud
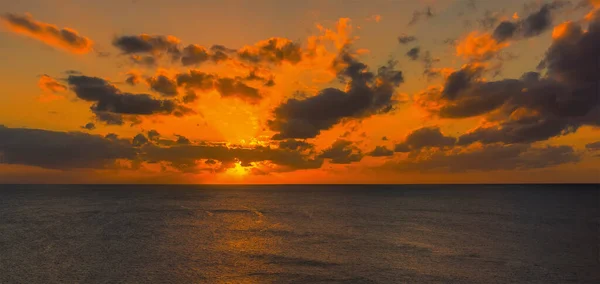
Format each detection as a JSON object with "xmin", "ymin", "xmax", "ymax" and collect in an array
[
  {"xmin": 67, "ymin": 75, "xmax": 193, "ymax": 125},
  {"xmin": 215, "ymin": 78, "xmax": 262, "ymax": 104},
  {"xmin": 112, "ymin": 34, "xmax": 181, "ymax": 65},
  {"xmin": 182, "ymin": 90, "xmax": 198, "ymax": 103},
  {"xmin": 142, "ymin": 143, "xmax": 323, "ymax": 172},
  {"xmin": 238, "ymin": 38, "xmax": 303, "ymax": 65},
  {"xmin": 146, "ymin": 75, "xmax": 179, "ymax": 97},
  {"xmin": 278, "ymin": 139, "xmax": 314, "ymax": 151},
  {"xmin": 93, "ymin": 111, "xmax": 126, "ymax": 125},
  {"xmin": 442, "ymin": 64, "xmax": 484, "ymax": 99},
  {"xmin": 132, "ymin": 133, "xmax": 149, "ymax": 147},
  {"xmin": 268, "ymin": 52, "xmax": 403, "ymax": 139},
  {"xmin": 398, "ymin": 34, "xmax": 417, "ymax": 44},
  {"xmin": 175, "ymin": 135, "xmax": 191, "ymax": 145},
  {"xmin": 81, "ymin": 122, "xmax": 96, "ymax": 130},
  {"xmin": 491, "ymin": 2, "xmax": 569, "ymax": 42},
  {"xmin": 418, "ymin": 12, "xmax": 600, "ymax": 145},
  {"xmin": 147, "ymin": 130, "xmax": 160, "ymax": 141},
  {"xmin": 457, "ymin": 118, "xmax": 578, "ymax": 145},
  {"xmin": 406, "ymin": 47, "xmax": 420, "ymax": 61},
  {"xmin": 0, "ymin": 125, "xmax": 135, "ymax": 169},
  {"xmin": 368, "ymin": 146, "xmax": 394, "ymax": 157},
  {"xmin": 175, "ymin": 70, "xmax": 264, "ymax": 103},
  {"xmin": 210, "ymin": 45, "xmax": 236, "ymax": 62},
  {"xmin": 388, "ymin": 144, "xmax": 580, "ymax": 172},
  {"xmin": 180, "ymin": 44, "xmax": 236, "ymax": 66},
  {"xmin": 408, "ymin": 6, "xmax": 435, "ymax": 26},
  {"xmin": 1, "ymin": 13, "xmax": 93, "ymax": 53},
  {"xmin": 493, "ymin": 21, "xmax": 519, "ymax": 42},
  {"xmin": 318, "ymin": 140, "xmax": 363, "ymax": 164},
  {"xmin": 176, "ymin": 70, "xmax": 216, "ymax": 91},
  {"xmin": 181, "ymin": 44, "xmax": 210, "ymax": 66},
  {"xmin": 112, "ymin": 34, "xmax": 180, "ymax": 56},
  {"xmin": 125, "ymin": 72, "xmax": 141, "ymax": 86},
  {"xmin": 0, "ymin": 125, "xmax": 328, "ymax": 173},
  {"xmin": 394, "ymin": 127, "xmax": 456, "ymax": 152},
  {"xmin": 586, "ymin": 141, "xmax": 600, "ymax": 151},
  {"xmin": 521, "ymin": 1, "xmax": 567, "ymax": 38}
]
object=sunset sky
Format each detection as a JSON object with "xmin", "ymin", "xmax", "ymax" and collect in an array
[{"xmin": 1, "ymin": 0, "xmax": 599, "ymax": 183}]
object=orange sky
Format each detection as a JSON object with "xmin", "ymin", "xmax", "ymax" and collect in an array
[{"xmin": 0, "ymin": 0, "xmax": 599, "ymax": 183}]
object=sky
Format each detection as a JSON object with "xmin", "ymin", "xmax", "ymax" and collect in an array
[{"xmin": 0, "ymin": 0, "xmax": 599, "ymax": 184}]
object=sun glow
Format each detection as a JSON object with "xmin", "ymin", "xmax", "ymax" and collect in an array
[{"xmin": 226, "ymin": 161, "xmax": 249, "ymax": 177}]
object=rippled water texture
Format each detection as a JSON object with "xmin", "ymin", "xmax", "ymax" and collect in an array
[{"xmin": 1, "ymin": 184, "xmax": 598, "ymax": 283}]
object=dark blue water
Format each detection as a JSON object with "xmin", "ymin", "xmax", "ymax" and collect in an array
[{"xmin": 0, "ymin": 184, "xmax": 598, "ymax": 283}]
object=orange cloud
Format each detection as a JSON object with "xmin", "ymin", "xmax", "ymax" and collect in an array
[
  {"xmin": 456, "ymin": 32, "xmax": 509, "ymax": 62},
  {"xmin": 552, "ymin": 21, "xmax": 572, "ymax": 39},
  {"xmin": 1, "ymin": 13, "xmax": 92, "ymax": 53},
  {"xmin": 38, "ymin": 75, "xmax": 66, "ymax": 93}
]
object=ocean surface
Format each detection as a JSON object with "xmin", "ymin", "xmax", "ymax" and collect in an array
[{"xmin": 0, "ymin": 184, "xmax": 598, "ymax": 283}]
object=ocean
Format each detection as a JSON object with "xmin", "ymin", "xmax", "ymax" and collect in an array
[{"xmin": 0, "ymin": 184, "xmax": 598, "ymax": 283}]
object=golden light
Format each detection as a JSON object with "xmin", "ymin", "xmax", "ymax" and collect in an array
[{"xmin": 226, "ymin": 161, "xmax": 249, "ymax": 177}]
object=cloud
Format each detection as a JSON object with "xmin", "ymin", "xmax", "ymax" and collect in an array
[
  {"xmin": 491, "ymin": 2, "xmax": 568, "ymax": 42},
  {"xmin": 112, "ymin": 34, "xmax": 181, "ymax": 64},
  {"xmin": 492, "ymin": 21, "xmax": 519, "ymax": 42},
  {"xmin": 368, "ymin": 146, "xmax": 394, "ymax": 157},
  {"xmin": 147, "ymin": 130, "xmax": 160, "ymax": 141},
  {"xmin": 181, "ymin": 44, "xmax": 209, "ymax": 66},
  {"xmin": 1, "ymin": 124, "xmax": 324, "ymax": 173},
  {"xmin": 209, "ymin": 45, "xmax": 236, "ymax": 62},
  {"xmin": 175, "ymin": 135, "xmax": 191, "ymax": 145},
  {"xmin": 406, "ymin": 47, "xmax": 420, "ymax": 60},
  {"xmin": 146, "ymin": 74, "xmax": 179, "ymax": 97},
  {"xmin": 113, "ymin": 34, "xmax": 180, "ymax": 55},
  {"xmin": 81, "ymin": 122, "xmax": 96, "ymax": 130},
  {"xmin": 522, "ymin": 1, "xmax": 568, "ymax": 37},
  {"xmin": 238, "ymin": 37, "xmax": 303, "ymax": 65},
  {"xmin": 214, "ymin": 77, "xmax": 262, "ymax": 104},
  {"xmin": 142, "ymin": 143, "xmax": 324, "ymax": 172},
  {"xmin": 394, "ymin": 127, "xmax": 456, "ymax": 152},
  {"xmin": 1, "ymin": 13, "xmax": 92, "ymax": 53},
  {"xmin": 408, "ymin": 6, "xmax": 435, "ymax": 26},
  {"xmin": 278, "ymin": 139, "xmax": 314, "ymax": 151},
  {"xmin": 586, "ymin": 141, "xmax": 600, "ymax": 151},
  {"xmin": 398, "ymin": 34, "xmax": 417, "ymax": 44},
  {"xmin": 418, "ymin": 12, "xmax": 600, "ymax": 145},
  {"xmin": 67, "ymin": 75, "xmax": 193, "ymax": 125},
  {"xmin": 125, "ymin": 71, "xmax": 141, "ymax": 86},
  {"xmin": 182, "ymin": 90, "xmax": 198, "ymax": 103},
  {"xmin": 318, "ymin": 139, "xmax": 363, "ymax": 164},
  {"xmin": 176, "ymin": 70, "xmax": 216, "ymax": 91},
  {"xmin": 181, "ymin": 44, "xmax": 236, "ymax": 66},
  {"xmin": 132, "ymin": 133, "xmax": 149, "ymax": 146},
  {"xmin": 268, "ymin": 52, "xmax": 403, "ymax": 139},
  {"xmin": 442, "ymin": 63, "xmax": 484, "ymax": 99},
  {"xmin": 38, "ymin": 74, "xmax": 66, "ymax": 93},
  {"xmin": 0, "ymin": 125, "xmax": 135, "ymax": 169},
  {"xmin": 388, "ymin": 144, "xmax": 580, "ymax": 172},
  {"xmin": 456, "ymin": 32, "xmax": 509, "ymax": 62},
  {"xmin": 175, "ymin": 70, "xmax": 263, "ymax": 103}
]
